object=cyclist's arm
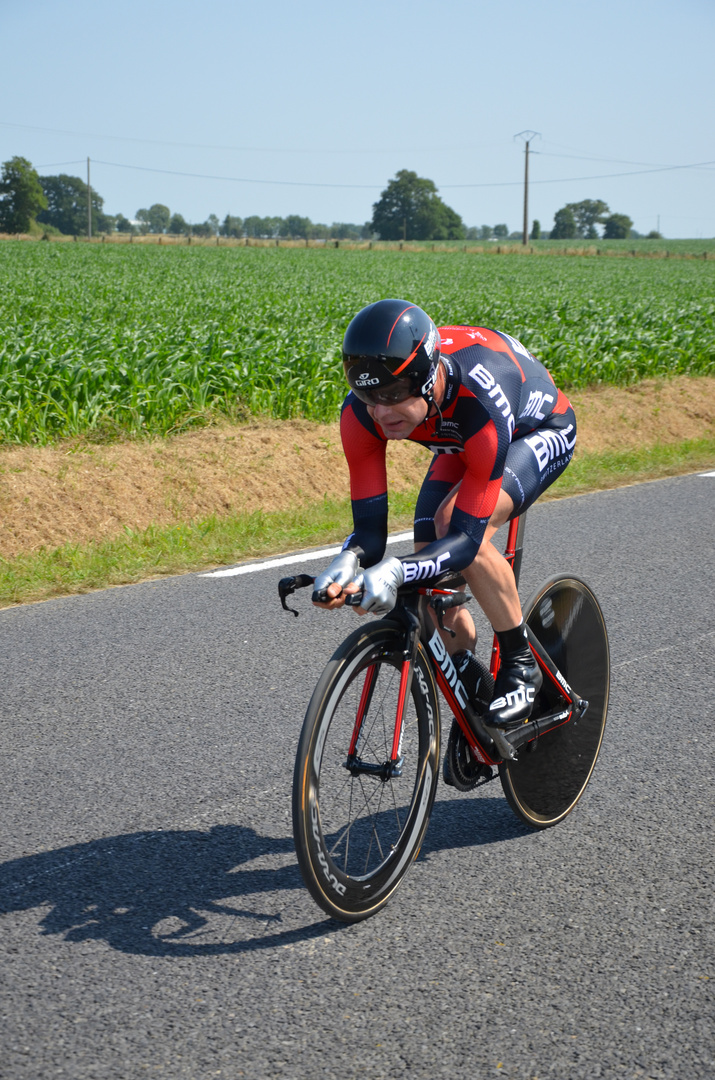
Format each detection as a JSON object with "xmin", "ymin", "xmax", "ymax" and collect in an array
[
  {"xmin": 395, "ymin": 417, "xmax": 505, "ymax": 581},
  {"xmin": 340, "ymin": 396, "xmax": 390, "ymax": 567}
]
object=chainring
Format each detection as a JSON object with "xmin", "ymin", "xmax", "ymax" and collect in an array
[{"xmin": 443, "ymin": 719, "xmax": 495, "ymax": 791}]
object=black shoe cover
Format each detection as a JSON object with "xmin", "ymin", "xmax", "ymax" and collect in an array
[
  {"xmin": 452, "ymin": 650, "xmax": 493, "ymax": 713},
  {"xmin": 486, "ymin": 653, "xmax": 542, "ymax": 728}
]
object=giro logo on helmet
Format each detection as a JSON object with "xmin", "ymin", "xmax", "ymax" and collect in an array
[{"xmin": 355, "ymin": 374, "xmax": 380, "ymax": 387}]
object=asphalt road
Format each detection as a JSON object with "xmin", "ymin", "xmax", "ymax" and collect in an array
[{"xmin": 1, "ymin": 473, "xmax": 713, "ymax": 1080}]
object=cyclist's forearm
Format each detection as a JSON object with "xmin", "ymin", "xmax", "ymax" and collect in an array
[
  {"xmin": 342, "ymin": 528, "xmax": 386, "ymax": 568},
  {"xmin": 346, "ymin": 492, "xmax": 389, "ymax": 566},
  {"xmin": 398, "ymin": 529, "xmax": 480, "ymax": 581}
]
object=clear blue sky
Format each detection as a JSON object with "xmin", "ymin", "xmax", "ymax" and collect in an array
[{"xmin": 2, "ymin": 0, "xmax": 714, "ymax": 237}]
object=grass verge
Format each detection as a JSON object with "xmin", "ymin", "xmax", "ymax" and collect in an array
[{"xmin": 1, "ymin": 437, "xmax": 713, "ymax": 609}]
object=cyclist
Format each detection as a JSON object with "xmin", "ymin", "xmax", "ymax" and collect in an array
[{"xmin": 312, "ymin": 299, "xmax": 577, "ymax": 728}]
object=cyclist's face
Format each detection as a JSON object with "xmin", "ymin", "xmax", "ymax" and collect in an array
[{"xmin": 367, "ymin": 394, "xmax": 429, "ymax": 439}]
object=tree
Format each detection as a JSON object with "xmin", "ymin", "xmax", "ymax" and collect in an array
[
  {"xmin": 550, "ymin": 207, "xmax": 577, "ymax": 239},
  {"xmin": 115, "ymin": 213, "xmax": 135, "ymax": 234},
  {"xmin": 0, "ymin": 156, "xmax": 47, "ymax": 233},
  {"xmin": 646, "ymin": 230, "xmax": 663, "ymax": 240},
  {"xmin": 493, "ymin": 223, "xmax": 508, "ymax": 239},
  {"xmin": 140, "ymin": 204, "xmax": 170, "ymax": 233},
  {"xmin": 530, "ymin": 220, "xmax": 541, "ymax": 240},
  {"xmin": 135, "ymin": 209, "xmax": 151, "ymax": 234},
  {"xmin": 243, "ymin": 215, "xmax": 281, "ymax": 238},
  {"xmin": 189, "ymin": 220, "xmax": 212, "ymax": 238},
  {"xmin": 168, "ymin": 213, "xmax": 188, "ymax": 235},
  {"xmin": 371, "ymin": 169, "xmax": 465, "ymax": 241},
  {"xmin": 221, "ymin": 214, "xmax": 243, "ymax": 237},
  {"xmin": 331, "ymin": 222, "xmax": 362, "ymax": 240},
  {"xmin": 602, "ymin": 213, "xmax": 633, "ymax": 239},
  {"xmin": 479, "ymin": 225, "xmax": 493, "ymax": 240},
  {"xmin": 564, "ymin": 199, "xmax": 609, "ymax": 238},
  {"xmin": 38, "ymin": 173, "xmax": 112, "ymax": 235},
  {"xmin": 281, "ymin": 214, "xmax": 312, "ymax": 239}
]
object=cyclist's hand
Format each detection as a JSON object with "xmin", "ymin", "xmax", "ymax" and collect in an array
[
  {"xmin": 312, "ymin": 550, "xmax": 360, "ymax": 609},
  {"xmin": 350, "ymin": 556, "xmax": 404, "ymax": 616}
]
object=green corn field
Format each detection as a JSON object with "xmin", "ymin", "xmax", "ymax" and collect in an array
[{"xmin": 1, "ymin": 242, "xmax": 713, "ymax": 444}]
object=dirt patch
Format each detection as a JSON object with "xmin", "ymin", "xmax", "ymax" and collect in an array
[{"xmin": 0, "ymin": 376, "xmax": 713, "ymax": 560}]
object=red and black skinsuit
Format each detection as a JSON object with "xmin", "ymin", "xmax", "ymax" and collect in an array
[{"xmin": 340, "ymin": 326, "xmax": 576, "ymax": 579}]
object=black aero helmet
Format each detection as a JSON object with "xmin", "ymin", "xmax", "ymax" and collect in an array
[{"xmin": 342, "ymin": 299, "xmax": 441, "ymax": 406}]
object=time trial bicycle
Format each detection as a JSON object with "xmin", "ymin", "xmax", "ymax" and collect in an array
[{"xmin": 278, "ymin": 511, "xmax": 609, "ymax": 923}]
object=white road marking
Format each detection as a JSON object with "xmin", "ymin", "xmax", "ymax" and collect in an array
[
  {"xmin": 202, "ymin": 531, "xmax": 414, "ymax": 578},
  {"xmin": 698, "ymin": 470, "xmax": 715, "ymax": 477}
]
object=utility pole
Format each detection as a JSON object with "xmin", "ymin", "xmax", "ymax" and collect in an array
[
  {"xmin": 514, "ymin": 131, "xmax": 540, "ymax": 245},
  {"xmin": 87, "ymin": 157, "xmax": 92, "ymax": 240}
]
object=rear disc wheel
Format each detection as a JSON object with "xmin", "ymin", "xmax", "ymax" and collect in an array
[{"xmin": 499, "ymin": 575, "xmax": 609, "ymax": 828}]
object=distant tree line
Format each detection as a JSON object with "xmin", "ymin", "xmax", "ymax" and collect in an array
[
  {"xmin": 546, "ymin": 199, "xmax": 659, "ymax": 240},
  {"xmin": 1, "ymin": 156, "xmax": 654, "ymax": 242}
]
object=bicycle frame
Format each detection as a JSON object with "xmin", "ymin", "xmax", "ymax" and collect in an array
[{"xmin": 278, "ymin": 510, "xmax": 588, "ymax": 773}]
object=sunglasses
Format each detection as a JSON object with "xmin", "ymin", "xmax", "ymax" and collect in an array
[{"xmin": 348, "ymin": 376, "xmax": 417, "ymax": 407}]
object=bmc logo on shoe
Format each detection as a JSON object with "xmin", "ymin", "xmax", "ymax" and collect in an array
[{"xmin": 490, "ymin": 686, "xmax": 535, "ymax": 711}]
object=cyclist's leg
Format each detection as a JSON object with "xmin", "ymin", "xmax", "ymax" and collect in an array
[
  {"xmin": 438, "ymin": 406, "xmax": 577, "ymax": 726},
  {"xmin": 436, "ymin": 485, "xmax": 521, "ymax": 631},
  {"xmin": 442, "ymin": 403, "xmax": 578, "ymax": 631}
]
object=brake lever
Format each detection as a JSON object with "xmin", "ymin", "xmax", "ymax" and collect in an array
[{"xmin": 278, "ymin": 574, "xmax": 315, "ymax": 617}]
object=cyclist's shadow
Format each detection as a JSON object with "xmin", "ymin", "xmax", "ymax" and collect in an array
[
  {"xmin": 0, "ymin": 824, "xmax": 329, "ymax": 956},
  {"xmin": 0, "ymin": 798, "xmax": 528, "ymax": 955}
]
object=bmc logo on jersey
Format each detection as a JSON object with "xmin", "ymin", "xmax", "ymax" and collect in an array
[
  {"xmin": 519, "ymin": 390, "xmax": 554, "ymax": 422},
  {"xmin": 499, "ymin": 332, "xmax": 534, "ymax": 362},
  {"xmin": 524, "ymin": 424, "xmax": 577, "ymax": 471},
  {"xmin": 403, "ymin": 551, "xmax": 451, "ymax": 583},
  {"xmin": 468, "ymin": 363, "xmax": 515, "ymax": 438}
]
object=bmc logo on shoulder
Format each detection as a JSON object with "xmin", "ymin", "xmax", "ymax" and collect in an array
[{"xmin": 468, "ymin": 363, "xmax": 515, "ymax": 438}]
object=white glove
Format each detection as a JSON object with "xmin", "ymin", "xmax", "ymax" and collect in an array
[
  {"xmin": 312, "ymin": 549, "xmax": 360, "ymax": 601},
  {"xmin": 351, "ymin": 556, "xmax": 405, "ymax": 616}
]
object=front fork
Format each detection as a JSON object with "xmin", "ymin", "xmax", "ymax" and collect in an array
[{"xmin": 344, "ymin": 607, "xmax": 422, "ymax": 782}]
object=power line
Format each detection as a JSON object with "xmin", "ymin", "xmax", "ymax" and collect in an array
[
  {"xmin": 37, "ymin": 159, "xmax": 86, "ymax": 169},
  {"xmin": 91, "ymin": 159, "xmax": 382, "ymax": 190},
  {"xmin": 537, "ymin": 150, "xmax": 715, "ymax": 171},
  {"xmin": 73, "ymin": 156, "xmax": 715, "ymax": 193},
  {"xmin": 441, "ymin": 159, "xmax": 715, "ymax": 189},
  {"xmin": 0, "ymin": 119, "xmax": 507, "ymax": 157}
]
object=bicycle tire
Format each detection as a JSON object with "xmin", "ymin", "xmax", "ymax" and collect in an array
[
  {"xmin": 499, "ymin": 575, "xmax": 609, "ymax": 828},
  {"xmin": 293, "ymin": 619, "xmax": 440, "ymax": 922}
]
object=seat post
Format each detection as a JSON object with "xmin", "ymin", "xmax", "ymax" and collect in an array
[{"xmin": 504, "ymin": 512, "xmax": 527, "ymax": 590}]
